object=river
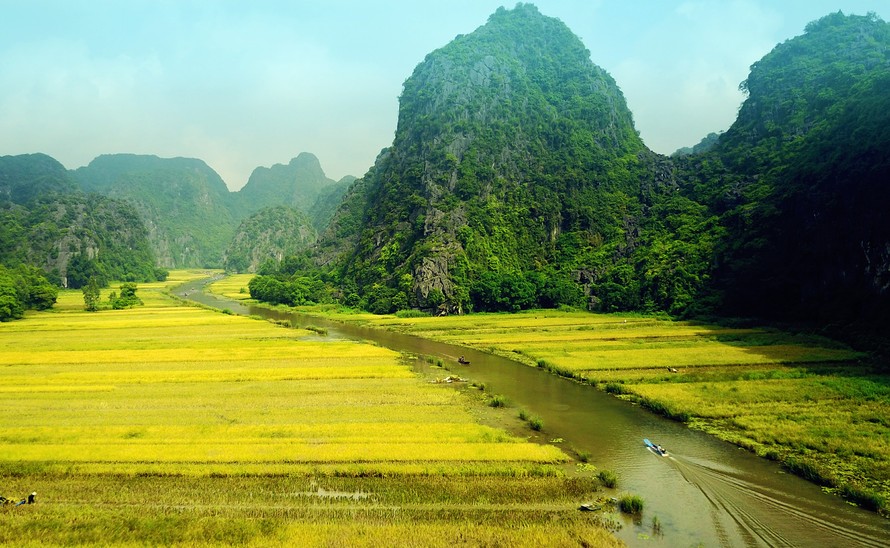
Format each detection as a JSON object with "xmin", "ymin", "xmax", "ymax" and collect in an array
[{"xmin": 177, "ymin": 279, "xmax": 889, "ymax": 547}]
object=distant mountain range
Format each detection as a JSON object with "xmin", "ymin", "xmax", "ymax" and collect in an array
[
  {"xmin": 0, "ymin": 149, "xmax": 353, "ymax": 287},
  {"xmin": 70, "ymin": 151, "xmax": 352, "ymax": 269},
  {"xmin": 0, "ymin": 153, "xmax": 160, "ymax": 288}
]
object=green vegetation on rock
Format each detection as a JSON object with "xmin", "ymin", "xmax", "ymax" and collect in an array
[
  {"xmin": 224, "ymin": 206, "xmax": 317, "ymax": 273},
  {"xmin": 1, "ymin": 154, "xmax": 164, "ymax": 300},
  {"xmin": 73, "ymin": 154, "xmax": 239, "ymax": 269},
  {"xmin": 320, "ymin": 4, "xmax": 653, "ymax": 315}
]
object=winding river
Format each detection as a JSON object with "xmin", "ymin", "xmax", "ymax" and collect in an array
[{"xmin": 178, "ymin": 279, "xmax": 888, "ymax": 547}]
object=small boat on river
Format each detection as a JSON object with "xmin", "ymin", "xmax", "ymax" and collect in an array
[
  {"xmin": 458, "ymin": 356, "xmax": 470, "ymax": 365},
  {"xmin": 644, "ymin": 438, "xmax": 669, "ymax": 457}
]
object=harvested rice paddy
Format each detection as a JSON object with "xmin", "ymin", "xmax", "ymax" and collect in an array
[{"xmin": 0, "ymin": 274, "xmax": 619, "ymax": 546}]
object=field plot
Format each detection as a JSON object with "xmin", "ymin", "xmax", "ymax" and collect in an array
[
  {"xmin": 312, "ymin": 307, "xmax": 889, "ymax": 514},
  {"xmin": 0, "ymin": 278, "xmax": 619, "ymax": 546},
  {"xmin": 207, "ymin": 273, "xmax": 254, "ymax": 300}
]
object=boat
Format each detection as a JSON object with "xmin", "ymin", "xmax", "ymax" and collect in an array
[
  {"xmin": 644, "ymin": 438, "xmax": 669, "ymax": 457},
  {"xmin": 458, "ymin": 356, "xmax": 470, "ymax": 365}
]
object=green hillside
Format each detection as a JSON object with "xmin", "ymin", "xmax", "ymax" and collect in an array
[
  {"xmin": 235, "ymin": 152, "xmax": 340, "ymax": 218},
  {"xmin": 0, "ymin": 153, "xmax": 162, "ymax": 318},
  {"xmin": 73, "ymin": 154, "xmax": 238, "ymax": 269},
  {"xmin": 73, "ymin": 153, "xmax": 352, "ymax": 270},
  {"xmin": 224, "ymin": 206, "xmax": 317, "ymax": 273},
  {"xmin": 684, "ymin": 12, "xmax": 890, "ymax": 345},
  {"xmin": 303, "ymin": 6, "xmax": 890, "ymax": 346}
]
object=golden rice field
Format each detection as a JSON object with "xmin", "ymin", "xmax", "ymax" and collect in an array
[
  {"xmin": 288, "ymin": 305, "xmax": 889, "ymax": 515},
  {"xmin": 0, "ymin": 274, "xmax": 620, "ymax": 546}
]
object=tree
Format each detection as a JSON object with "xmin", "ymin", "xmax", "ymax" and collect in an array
[
  {"xmin": 67, "ymin": 254, "xmax": 107, "ymax": 289},
  {"xmin": 14, "ymin": 264, "xmax": 58, "ymax": 310},
  {"xmin": 111, "ymin": 282, "xmax": 143, "ymax": 309},
  {"xmin": 83, "ymin": 276, "xmax": 100, "ymax": 312},
  {"xmin": 0, "ymin": 268, "xmax": 24, "ymax": 321}
]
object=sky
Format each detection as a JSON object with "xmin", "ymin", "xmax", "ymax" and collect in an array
[{"xmin": 1, "ymin": 1, "xmax": 885, "ymax": 190}]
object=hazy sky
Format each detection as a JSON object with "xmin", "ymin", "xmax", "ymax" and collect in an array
[{"xmin": 1, "ymin": 1, "xmax": 885, "ymax": 190}]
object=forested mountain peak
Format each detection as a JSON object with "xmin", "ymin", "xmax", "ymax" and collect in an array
[
  {"xmin": 75, "ymin": 154, "xmax": 230, "ymax": 196},
  {"xmin": 397, "ymin": 2, "xmax": 641, "ymax": 158},
  {"xmin": 719, "ymin": 11, "xmax": 889, "ymax": 169},
  {"xmin": 689, "ymin": 11, "xmax": 890, "ymax": 336},
  {"xmin": 73, "ymin": 154, "xmax": 237, "ymax": 268},
  {"xmin": 322, "ymin": 3, "xmax": 650, "ymax": 314},
  {"xmin": 0, "ymin": 153, "xmax": 161, "ymax": 294},
  {"xmin": 236, "ymin": 152, "xmax": 337, "ymax": 217},
  {"xmin": 0, "ymin": 153, "xmax": 78, "ymax": 204}
]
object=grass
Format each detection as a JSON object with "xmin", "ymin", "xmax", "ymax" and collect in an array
[
  {"xmin": 618, "ymin": 494, "xmax": 644, "ymax": 514},
  {"xmin": 270, "ymin": 299, "xmax": 888, "ymax": 515},
  {"xmin": 0, "ymin": 274, "xmax": 622, "ymax": 546},
  {"xmin": 597, "ymin": 470, "xmax": 618, "ymax": 489},
  {"xmin": 1, "ymin": 475, "xmax": 622, "ymax": 546}
]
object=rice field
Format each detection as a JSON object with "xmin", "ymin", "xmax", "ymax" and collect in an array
[
  {"xmin": 288, "ymin": 306, "xmax": 889, "ymax": 514},
  {"xmin": 208, "ymin": 273, "xmax": 254, "ymax": 300},
  {"xmin": 0, "ymin": 275, "xmax": 620, "ymax": 546}
]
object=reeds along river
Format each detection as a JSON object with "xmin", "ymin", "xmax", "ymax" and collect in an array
[{"xmin": 179, "ymin": 281, "xmax": 889, "ymax": 548}]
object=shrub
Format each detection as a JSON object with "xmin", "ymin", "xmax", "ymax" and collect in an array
[{"xmin": 110, "ymin": 283, "xmax": 143, "ymax": 309}]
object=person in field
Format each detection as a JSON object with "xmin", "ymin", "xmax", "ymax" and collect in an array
[{"xmin": 8, "ymin": 492, "xmax": 37, "ymax": 506}]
